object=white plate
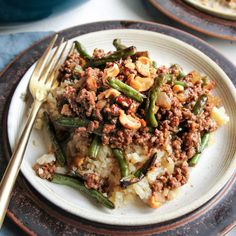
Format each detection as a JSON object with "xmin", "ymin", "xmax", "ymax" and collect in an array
[
  {"xmin": 184, "ymin": 0, "xmax": 236, "ymax": 20},
  {"xmin": 7, "ymin": 29, "xmax": 236, "ymax": 226}
]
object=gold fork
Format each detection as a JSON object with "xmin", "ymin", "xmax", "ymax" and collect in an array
[{"xmin": 0, "ymin": 34, "xmax": 73, "ymax": 227}]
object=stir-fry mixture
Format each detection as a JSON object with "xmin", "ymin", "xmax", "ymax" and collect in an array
[
  {"xmin": 33, "ymin": 39, "xmax": 229, "ymax": 209},
  {"xmin": 198, "ymin": 0, "xmax": 236, "ymax": 12}
]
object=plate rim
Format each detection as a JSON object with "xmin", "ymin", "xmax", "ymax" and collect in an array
[
  {"xmin": 1, "ymin": 20, "xmax": 236, "ymax": 235},
  {"xmin": 147, "ymin": 0, "xmax": 236, "ymax": 41}
]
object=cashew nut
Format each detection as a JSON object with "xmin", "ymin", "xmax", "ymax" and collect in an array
[
  {"xmin": 119, "ymin": 110, "xmax": 141, "ymax": 130},
  {"xmin": 126, "ymin": 74, "xmax": 135, "ymax": 85},
  {"xmin": 125, "ymin": 61, "xmax": 136, "ymax": 70},
  {"xmin": 98, "ymin": 88, "xmax": 121, "ymax": 100},
  {"xmin": 138, "ymin": 56, "xmax": 152, "ymax": 67},
  {"xmin": 135, "ymin": 56, "xmax": 153, "ymax": 77},
  {"xmin": 177, "ymin": 92, "xmax": 187, "ymax": 102},
  {"xmin": 136, "ymin": 60, "xmax": 150, "ymax": 77},
  {"xmin": 173, "ymin": 84, "xmax": 184, "ymax": 93},
  {"xmin": 103, "ymin": 63, "xmax": 120, "ymax": 82},
  {"xmin": 130, "ymin": 76, "xmax": 154, "ymax": 92}
]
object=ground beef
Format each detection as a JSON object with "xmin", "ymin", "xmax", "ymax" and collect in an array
[
  {"xmin": 93, "ymin": 108, "xmax": 103, "ymax": 121},
  {"xmin": 171, "ymin": 136, "xmax": 188, "ymax": 161},
  {"xmin": 127, "ymin": 101, "xmax": 140, "ymax": 114},
  {"xmin": 168, "ymin": 162, "xmax": 189, "ymax": 189},
  {"xmin": 60, "ymin": 104, "xmax": 73, "ymax": 116},
  {"xmin": 103, "ymin": 104, "xmax": 121, "ymax": 118},
  {"xmin": 84, "ymin": 173, "xmax": 101, "ymax": 190},
  {"xmin": 75, "ymin": 127, "xmax": 89, "ymax": 138},
  {"xmin": 103, "ymin": 124, "xmax": 116, "ymax": 134},
  {"xmin": 76, "ymin": 88, "xmax": 96, "ymax": 117},
  {"xmin": 87, "ymin": 120, "xmax": 100, "ymax": 133},
  {"xmin": 93, "ymin": 48, "xmax": 106, "ymax": 58},
  {"xmin": 151, "ymin": 180, "xmax": 164, "ymax": 192},
  {"xmin": 134, "ymin": 127, "xmax": 152, "ymax": 146},
  {"xmin": 183, "ymin": 131, "xmax": 200, "ymax": 159},
  {"xmin": 63, "ymin": 86, "xmax": 80, "ymax": 115},
  {"xmin": 85, "ymin": 67, "xmax": 103, "ymax": 91},
  {"xmin": 33, "ymin": 162, "xmax": 56, "ymax": 180},
  {"xmin": 152, "ymin": 161, "xmax": 189, "ymax": 192},
  {"xmin": 59, "ymin": 53, "xmax": 81, "ymax": 80},
  {"xmin": 104, "ymin": 129, "xmax": 136, "ymax": 149},
  {"xmin": 198, "ymin": 114, "xmax": 217, "ymax": 132}
]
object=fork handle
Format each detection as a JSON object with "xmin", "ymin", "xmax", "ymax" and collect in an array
[{"xmin": 0, "ymin": 99, "xmax": 42, "ymax": 228}]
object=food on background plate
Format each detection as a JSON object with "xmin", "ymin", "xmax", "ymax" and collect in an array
[
  {"xmin": 196, "ymin": 0, "xmax": 236, "ymax": 12},
  {"xmin": 33, "ymin": 39, "xmax": 229, "ymax": 210}
]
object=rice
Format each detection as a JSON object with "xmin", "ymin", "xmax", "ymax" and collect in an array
[{"xmin": 132, "ymin": 177, "xmax": 152, "ymax": 203}]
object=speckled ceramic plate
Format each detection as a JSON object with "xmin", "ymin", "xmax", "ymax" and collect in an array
[
  {"xmin": 1, "ymin": 21, "xmax": 236, "ymax": 235},
  {"xmin": 184, "ymin": 0, "xmax": 236, "ymax": 20},
  {"xmin": 6, "ymin": 28, "xmax": 236, "ymax": 226},
  {"xmin": 146, "ymin": 0, "xmax": 236, "ymax": 41}
]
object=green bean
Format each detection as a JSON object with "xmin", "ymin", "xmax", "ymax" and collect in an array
[
  {"xmin": 146, "ymin": 74, "xmax": 165, "ymax": 127},
  {"xmin": 51, "ymin": 173, "xmax": 115, "ymax": 209},
  {"xmin": 189, "ymin": 133, "xmax": 210, "ymax": 166},
  {"xmin": 74, "ymin": 41, "xmax": 92, "ymax": 60},
  {"xmin": 107, "ymin": 77, "xmax": 144, "ymax": 102},
  {"xmin": 192, "ymin": 94, "xmax": 208, "ymax": 116},
  {"xmin": 170, "ymin": 64, "xmax": 185, "ymax": 79},
  {"xmin": 202, "ymin": 76, "xmax": 210, "ymax": 86},
  {"xmin": 199, "ymin": 133, "xmax": 210, "ymax": 152},
  {"xmin": 113, "ymin": 38, "xmax": 127, "ymax": 50},
  {"xmin": 145, "ymin": 96, "xmax": 150, "ymax": 113},
  {"xmin": 177, "ymin": 71, "xmax": 185, "ymax": 80},
  {"xmin": 173, "ymin": 81, "xmax": 187, "ymax": 87},
  {"xmin": 166, "ymin": 74, "xmax": 173, "ymax": 84},
  {"xmin": 44, "ymin": 112, "xmax": 66, "ymax": 166},
  {"xmin": 152, "ymin": 60, "xmax": 157, "ymax": 69},
  {"xmin": 88, "ymin": 135, "xmax": 100, "ymax": 159},
  {"xmin": 120, "ymin": 153, "xmax": 157, "ymax": 188},
  {"xmin": 134, "ymin": 153, "xmax": 157, "ymax": 178},
  {"xmin": 189, "ymin": 153, "xmax": 201, "ymax": 167},
  {"xmin": 112, "ymin": 149, "xmax": 129, "ymax": 177},
  {"xmin": 87, "ymin": 46, "xmax": 137, "ymax": 68},
  {"xmin": 54, "ymin": 117, "xmax": 103, "ymax": 136},
  {"xmin": 54, "ymin": 116, "xmax": 90, "ymax": 128}
]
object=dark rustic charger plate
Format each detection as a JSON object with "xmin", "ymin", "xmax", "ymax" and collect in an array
[
  {"xmin": 0, "ymin": 20, "xmax": 236, "ymax": 235},
  {"xmin": 147, "ymin": 0, "xmax": 236, "ymax": 41}
]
